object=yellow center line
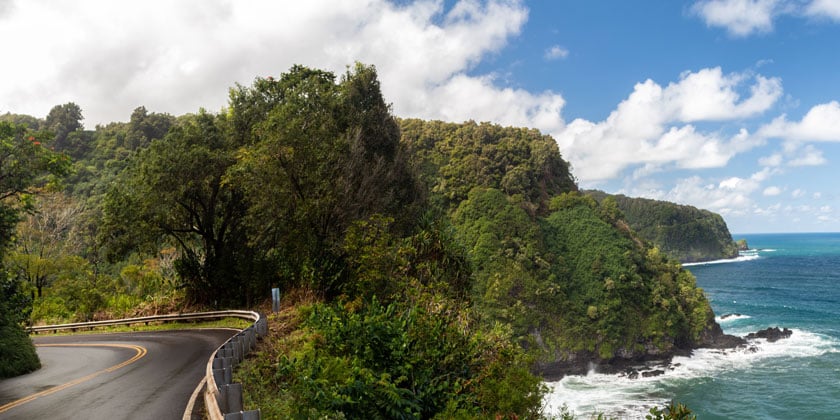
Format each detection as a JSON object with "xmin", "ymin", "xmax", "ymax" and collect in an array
[{"xmin": 0, "ymin": 343, "xmax": 148, "ymax": 414}]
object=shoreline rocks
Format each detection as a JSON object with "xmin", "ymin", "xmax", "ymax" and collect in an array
[
  {"xmin": 746, "ymin": 326, "xmax": 793, "ymax": 342},
  {"xmin": 536, "ymin": 323, "xmax": 794, "ymax": 381}
]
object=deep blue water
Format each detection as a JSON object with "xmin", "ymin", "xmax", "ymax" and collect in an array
[
  {"xmin": 546, "ymin": 232, "xmax": 840, "ymax": 419},
  {"xmin": 674, "ymin": 233, "xmax": 840, "ymax": 419}
]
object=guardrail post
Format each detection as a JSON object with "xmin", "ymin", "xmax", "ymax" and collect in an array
[
  {"xmin": 224, "ymin": 410, "xmax": 261, "ymax": 420},
  {"xmin": 213, "ymin": 366, "xmax": 232, "ymax": 387},
  {"xmin": 224, "ymin": 343, "xmax": 240, "ymax": 364},
  {"xmin": 223, "ymin": 383, "xmax": 243, "ymax": 412},
  {"xmin": 213, "ymin": 356, "xmax": 232, "ymax": 372}
]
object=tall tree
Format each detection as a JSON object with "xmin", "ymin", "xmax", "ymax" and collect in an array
[
  {"xmin": 0, "ymin": 122, "xmax": 69, "ymax": 378},
  {"xmin": 7, "ymin": 192, "xmax": 82, "ymax": 297},
  {"xmin": 44, "ymin": 102, "xmax": 84, "ymax": 151},
  {"xmin": 124, "ymin": 106, "xmax": 175, "ymax": 150},
  {"xmin": 102, "ymin": 112, "xmax": 256, "ymax": 305},
  {"xmin": 230, "ymin": 64, "xmax": 423, "ymax": 295}
]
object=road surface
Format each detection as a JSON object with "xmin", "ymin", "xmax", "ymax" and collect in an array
[{"xmin": 0, "ymin": 329, "xmax": 235, "ymax": 420}]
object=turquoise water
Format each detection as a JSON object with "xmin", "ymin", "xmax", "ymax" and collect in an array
[{"xmin": 545, "ymin": 232, "xmax": 840, "ymax": 419}]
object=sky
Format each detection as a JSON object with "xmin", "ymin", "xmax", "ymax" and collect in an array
[{"xmin": 2, "ymin": 0, "xmax": 840, "ymax": 233}]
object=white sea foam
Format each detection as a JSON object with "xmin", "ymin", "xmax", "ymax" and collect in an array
[
  {"xmin": 715, "ymin": 313, "xmax": 752, "ymax": 323},
  {"xmin": 543, "ymin": 328, "xmax": 839, "ymax": 419},
  {"xmin": 682, "ymin": 253, "xmax": 760, "ymax": 266}
]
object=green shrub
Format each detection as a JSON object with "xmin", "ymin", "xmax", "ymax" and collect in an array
[
  {"xmin": 240, "ymin": 294, "xmax": 545, "ymax": 419},
  {"xmin": 0, "ymin": 276, "xmax": 40, "ymax": 378}
]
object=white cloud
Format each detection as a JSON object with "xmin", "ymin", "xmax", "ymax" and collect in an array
[
  {"xmin": 758, "ymin": 101, "xmax": 840, "ymax": 142},
  {"xmin": 753, "ymin": 203, "xmax": 782, "ymax": 216},
  {"xmin": 806, "ymin": 0, "xmax": 840, "ymax": 20},
  {"xmin": 763, "ymin": 186, "xmax": 782, "ymax": 195},
  {"xmin": 426, "ymin": 73, "xmax": 566, "ymax": 133},
  {"xmin": 544, "ymin": 45, "xmax": 569, "ymax": 60},
  {"xmin": 0, "ymin": 0, "xmax": 543, "ymax": 129},
  {"xmin": 554, "ymin": 67, "xmax": 779, "ymax": 183},
  {"xmin": 792, "ymin": 188, "xmax": 806, "ymax": 198},
  {"xmin": 665, "ymin": 69, "xmax": 782, "ymax": 121},
  {"xmin": 759, "ymin": 153, "xmax": 783, "ymax": 166},
  {"xmin": 629, "ymin": 169, "xmax": 772, "ymax": 216},
  {"xmin": 787, "ymin": 144, "xmax": 827, "ymax": 166},
  {"xmin": 694, "ymin": 0, "xmax": 840, "ymax": 36},
  {"xmin": 692, "ymin": 0, "xmax": 780, "ymax": 36}
]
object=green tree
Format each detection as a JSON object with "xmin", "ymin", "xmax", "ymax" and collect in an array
[
  {"xmin": 230, "ymin": 64, "xmax": 422, "ymax": 295},
  {"xmin": 0, "ymin": 112, "xmax": 43, "ymax": 130},
  {"xmin": 0, "ymin": 122, "xmax": 69, "ymax": 378},
  {"xmin": 124, "ymin": 106, "xmax": 175, "ymax": 150},
  {"xmin": 7, "ymin": 192, "xmax": 82, "ymax": 297},
  {"xmin": 44, "ymin": 102, "xmax": 84, "ymax": 152},
  {"xmin": 103, "ymin": 111, "xmax": 257, "ymax": 306}
]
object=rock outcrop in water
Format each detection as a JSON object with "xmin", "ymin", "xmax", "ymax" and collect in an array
[{"xmin": 746, "ymin": 327, "xmax": 793, "ymax": 342}]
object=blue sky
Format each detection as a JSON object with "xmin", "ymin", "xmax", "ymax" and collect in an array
[{"xmin": 1, "ymin": 0, "xmax": 839, "ymax": 233}]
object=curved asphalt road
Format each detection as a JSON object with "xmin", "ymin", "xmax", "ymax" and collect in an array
[{"xmin": 0, "ymin": 329, "xmax": 236, "ymax": 420}]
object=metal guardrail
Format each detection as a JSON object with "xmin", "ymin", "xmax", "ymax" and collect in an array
[
  {"xmin": 28, "ymin": 310, "xmax": 258, "ymax": 334},
  {"xmin": 29, "ymin": 310, "xmax": 266, "ymax": 419},
  {"xmin": 203, "ymin": 312, "xmax": 266, "ymax": 420}
]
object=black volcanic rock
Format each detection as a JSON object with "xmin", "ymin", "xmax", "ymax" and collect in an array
[
  {"xmin": 697, "ymin": 320, "xmax": 747, "ymax": 349},
  {"xmin": 746, "ymin": 327, "xmax": 793, "ymax": 342}
]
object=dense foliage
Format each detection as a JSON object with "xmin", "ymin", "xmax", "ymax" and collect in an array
[
  {"xmin": 401, "ymin": 120, "xmax": 716, "ymax": 366},
  {"xmin": 585, "ymin": 191, "xmax": 739, "ymax": 263},
  {"xmin": 5, "ymin": 63, "xmax": 719, "ymax": 418},
  {"xmin": 0, "ymin": 121, "xmax": 70, "ymax": 377},
  {"xmin": 400, "ymin": 119, "xmax": 576, "ymax": 215},
  {"xmin": 238, "ymin": 293, "xmax": 544, "ymax": 419}
]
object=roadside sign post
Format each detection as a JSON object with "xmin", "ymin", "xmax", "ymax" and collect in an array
[{"xmin": 271, "ymin": 288, "xmax": 280, "ymax": 313}]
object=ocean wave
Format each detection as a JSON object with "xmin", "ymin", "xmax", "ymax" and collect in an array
[
  {"xmin": 543, "ymin": 328, "xmax": 839, "ymax": 419},
  {"xmin": 682, "ymin": 253, "xmax": 760, "ymax": 266},
  {"xmin": 716, "ymin": 313, "xmax": 752, "ymax": 323}
]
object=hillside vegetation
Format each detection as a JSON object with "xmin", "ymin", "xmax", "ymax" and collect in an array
[
  {"xmin": 402, "ymin": 121, "xmax": 717, "ymax": 376},
  {"xmin": 2, "ymin": 64, "xmax": 719, "ymax": 417},
  {"xmin": 586, "ymin": 191, "xmax": 739, "ymax": 263}
]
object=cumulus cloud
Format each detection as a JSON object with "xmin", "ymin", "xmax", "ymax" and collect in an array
[
  {"xmin": 425, "ymin": 73, "xmax": 566, "ymax": 132},
  {"xmin": 691, "ymin": 0, "xmax": 780, "ymax": 36},
  {"xmin": 806, "ymin": 0, "xmax": 840, "ymax": 19},
  {"xmin": 667, "ymin": 175, "xmax": 756, "ymax": 215},
  {"xmin": 787, "ymin": 144, "xmax": 827, "ymax": 166},
  {"xmin": 693, "ymin": 0, "xmax": 840, "ymax": 36},
  {"xmin": 0, "ymin": 0, "xmax": 549, "ymax": 129},
  {"xmin": 758, "ymin": 101, "xmax": 840, "ymax": 142},
  {"xmin": 544, "ymin": 45, "xmax": 569, "ymax": 60},
  {"xmin": 758, "ymin": 153, "xmax": 783, "ymax": 166},
  {"xmin": 554, "ymin": 67, "xmax": 780, "ymax": 183},
  {"xmin": 625, "ymin": 168, "xmax": 774, "ymax": 217},
  {"xmin": 763, "ymin": 186, "xmax": 782, "ymax": 196}
]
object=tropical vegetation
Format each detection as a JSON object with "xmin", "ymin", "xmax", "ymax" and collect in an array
[
  {"xmin": 585, "ymin": 191, "xmax": 740, "ymax": 263},
  {"xmin": 1, "ymin": 64, "xmax": 713, "ymax": 417}
]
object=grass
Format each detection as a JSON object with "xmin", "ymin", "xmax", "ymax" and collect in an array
[{"xmin": 29, "ymin": 317, "xmax": 252, "ymax": 336}]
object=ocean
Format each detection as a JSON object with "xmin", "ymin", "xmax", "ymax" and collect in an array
[{"xmin": 544, "ymin": 232, "xmax": 840, "ymax": 419}]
